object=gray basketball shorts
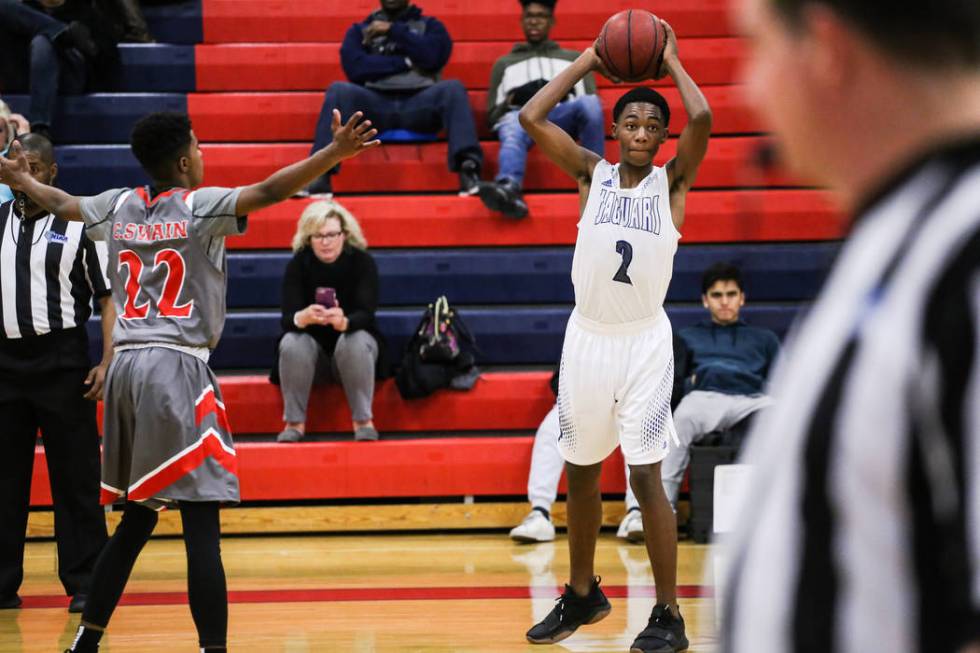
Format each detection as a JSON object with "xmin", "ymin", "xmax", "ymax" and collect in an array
[{"xmin": 100, "ymin": 347, "xmax": 239, "ymax": 510}]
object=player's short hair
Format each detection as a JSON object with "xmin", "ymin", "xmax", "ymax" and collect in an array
[
  {"xmin": 14, "ymin": 133, "xmax": 54, "ymax": 166},
  {"xmin": 701, "ymin": 262, "xmax": 743, "ymax": 295},
  {"xmin": 130, "ymin": 112, "xmax": 194, "ymax": 179},
  {"xmin": 613, "ymin": 87, "xmax": 671, "ymax": 126},
  {"xmin": 770, "ymin": 0, "xmax": 980, "ymax": 67},
  {"xmin": 292, "ymin": 199, "xmax": 369, "ymax": 253},
  {"xmin": 520, "ymin": 0, "xmax": 556, "ymax": 11}
]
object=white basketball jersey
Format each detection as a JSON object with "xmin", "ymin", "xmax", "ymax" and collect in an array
[{"xmin": 571, "ymin": 159, "xmax": 679, "ymax": 324}]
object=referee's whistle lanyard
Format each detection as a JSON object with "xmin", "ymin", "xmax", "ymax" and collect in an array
[{"xmin": 7, "ymin": 201, "xmax": 52, "ymax": 247}]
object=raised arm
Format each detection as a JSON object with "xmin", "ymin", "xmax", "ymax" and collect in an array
[
  {"xmin": 0, "ymin": 142, "xmax": 84, "ymax": 220},
  {"xmin": 518, "ymin": 48, "xmax": 607, "ymax": 185},
  {"xmin": 660, "ymin": 21, "xmax": 712, "ymax": 195},
  {"xmin": 235, "ymin": 110, "xmax": 379, "ymax": 215}
]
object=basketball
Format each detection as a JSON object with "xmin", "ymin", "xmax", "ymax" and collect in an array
[{"xmin": 595, "ymin": 9, "xmax": 667, "ymax": 82}]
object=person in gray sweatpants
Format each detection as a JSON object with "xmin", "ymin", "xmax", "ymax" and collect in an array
[{"xmin": 274, "ymin": 200, "xmax": 385, "ymax": 442}]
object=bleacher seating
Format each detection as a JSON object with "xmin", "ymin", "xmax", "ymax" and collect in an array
[{"xmin": 23, "ymin": 0, "xmax": 842, "ymax": 514}]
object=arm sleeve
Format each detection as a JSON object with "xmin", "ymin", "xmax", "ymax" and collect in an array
[
  {"xmin": 279, "ymin": 254, "xmax": 307, "ymax": 333},
  {"xmin": 187, "ymin": 187, "xmax": 247, "ymax": 237},
  {"xmin": 344, "ymin": 251, "xmax": 379, "ymax": 333},
  {"xmin": 78, "ymin": 188, "xmax": 128, "ymax": 241},
  {"xmin": 387, "ymin": 16, "xmax": 452, "ymax": 72},
  {"xmin": 341, "ymin": 23, "xmax": 412, "ymax": 84},
  {"xmin": 81, "ymin": 236, "xmax": 111, "ymax": 298},
  {"xmin": 763, "ymin": 331, "xmax": 781, "ymax": 380}
]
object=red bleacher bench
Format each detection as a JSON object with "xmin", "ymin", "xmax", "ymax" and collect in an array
[{"xmin": 201, "ymin": 0, "xmax": 732, "ymax": 43}]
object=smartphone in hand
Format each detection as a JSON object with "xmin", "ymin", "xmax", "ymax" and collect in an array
[{"xmin": 315, "ymin": 287, "xmax": 337, "ymax": 308}]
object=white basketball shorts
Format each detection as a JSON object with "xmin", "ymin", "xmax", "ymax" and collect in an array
[{"xmin": 557, "ymin": 308, "xmax": 679, "ymax": 466}]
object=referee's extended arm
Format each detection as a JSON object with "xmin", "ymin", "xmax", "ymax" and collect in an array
[{"xmin": 0, "ymin": 141, "xmax": 83, "ymax": 221}]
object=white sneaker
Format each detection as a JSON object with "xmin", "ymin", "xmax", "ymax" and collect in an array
[
  {"xmin": 617, "ymin": 509, "xmax": 645, "ymax": 543},
  {"xmin": 509, "ymin": 510, "xmax": 555, "ymax": 543}
]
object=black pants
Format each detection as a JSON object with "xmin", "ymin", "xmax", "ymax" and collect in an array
[{"xmin": 0, "ymin": 368, "xmax": 107, "ymax": 598}]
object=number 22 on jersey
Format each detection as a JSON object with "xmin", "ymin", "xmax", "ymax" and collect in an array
[{"xmin": 118, "ymin": 248, "xmax": 194, "ymax": 319}]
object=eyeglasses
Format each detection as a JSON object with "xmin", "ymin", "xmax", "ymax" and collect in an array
[{"xmin": 311, "ymin": 231, "xmax": 344, "ymax": 242}]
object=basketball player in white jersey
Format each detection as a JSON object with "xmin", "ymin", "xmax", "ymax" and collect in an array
[{"xmin": 518, "ymin": 21, "xmax": 711, "ymax": 653}]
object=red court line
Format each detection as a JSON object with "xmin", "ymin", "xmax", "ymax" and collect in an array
[{"xmin": 18, "ymin": 584, "xmax": 709, "ymax": 609}]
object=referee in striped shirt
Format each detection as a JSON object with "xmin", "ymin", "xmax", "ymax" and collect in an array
[
  {"xmin": 723, "ymin": 2, "xmax": 980, "ymax": 653},
  {"xmin": 0, "ymin": 134, "xmax": 113, "ymax": 613}
]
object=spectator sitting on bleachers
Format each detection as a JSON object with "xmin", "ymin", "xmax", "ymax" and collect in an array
[
  {"xmin": 301, "ymin": 0, "xmax": 487, "ymax": 202},
  {"xmin": 511, "ymin": 333, "xmax": 688, "ymax": 543},
  {"xmin": 663, "ymin": 262, "xmax": 780, "ymax": 509},
  {"xmin": 273, "ymin": 200, "xmax": 386, "ymax": 443},
  {"xmin": 0, "ymin": 0, "xmax": 120, "ymax": 141},
  {"xmin": 478, "ymin": 0, "xmax": 604, "ymax": 219},
  {"xmin": 0, "ymin": 100, "xmax": 30, "ymax": 204}
]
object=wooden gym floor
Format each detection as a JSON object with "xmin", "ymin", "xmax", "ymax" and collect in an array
[{"xmin": 2, "ymin": 533, "xmax": 718, "ymax": 652}]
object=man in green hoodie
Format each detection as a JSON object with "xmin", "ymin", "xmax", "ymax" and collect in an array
[{"xmin": 478, "ymin": 0, "xmax": 604, "ymax": 218}]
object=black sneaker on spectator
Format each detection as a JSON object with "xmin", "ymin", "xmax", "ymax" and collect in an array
[
  {"xmin": 457, "ymin": 158, "xmax": 481, "ymax": 196},
  {"xmin": 526, "ymin": 576, "xmax": 611, "ymax": 644},
  {"xmin": 477, "ymin": 179, "xmax": 529, "ymax": 219},
  {"xmin": 630, "ymin": 603, "xmax": 689, "ymax": 653},
  {"xmin": 296, "ymin": 174, "xmax": 333, "ymax": 198}
]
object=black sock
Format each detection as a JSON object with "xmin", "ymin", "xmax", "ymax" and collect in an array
[
  {"xmin": 68, "ymin": 624, "xmax": 103, "ymax": 652},
  {"xmin": 180, "ymin": 502, "xmax": 228, "ymax": 650},
  {"xmin": 532, "ymin": 506, "xmax": 551, "ymax": 521},
  {"xmin": 82, "ymin": 502, "xmax": 158, "ymax": 628}
]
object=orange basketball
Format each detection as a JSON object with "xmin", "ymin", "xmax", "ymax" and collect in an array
[{"xmin": 595, "ymin": 9, "xmax": 666, "ymax": 82}]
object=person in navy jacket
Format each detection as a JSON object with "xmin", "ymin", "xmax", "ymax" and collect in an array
[
  {"xmin": 664, "ymin": 262, "xmax": 780, "ymax": 508},
  {"xmin": 302, "ymin": 0, "xmax": 485, "ymax": 201}
]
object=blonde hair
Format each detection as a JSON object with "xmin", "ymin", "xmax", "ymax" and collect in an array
[{"xmin": 291, "ymin": 199, "xmax": 368, "ymax": 253}]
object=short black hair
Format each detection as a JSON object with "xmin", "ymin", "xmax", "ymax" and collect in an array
[
  {"xmin": 612, "ymin": 87, "xmax": 670, "ymax": 126},
  {"xmin": 130, "ymin": 112, "xmax": 193, "ymax": 180},
  {"xmin": 14, "ymin": 132, "xmax": 54, "ymax": 166},
  {"xmin": 520, "ymin": 0, "xmax": 556, "ymax": 10},
  {"xmin": 771, "ymin": 0, "xmax": 980, "ymax": 67},
  {"xmin": 701, "ymin": 262, "xmax": 743, "ymax": 294}
]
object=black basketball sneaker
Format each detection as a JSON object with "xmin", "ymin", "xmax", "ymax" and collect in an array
[
  {"xmin": 630, "ymin": 603, "xmax": 689, "ymax": 652},
  {"xmin": 526, "ymin": 576, "xmax": 612, "ymax": 644}
]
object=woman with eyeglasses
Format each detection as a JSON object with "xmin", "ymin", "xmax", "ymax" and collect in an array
[{"xmin": 272, "ymin": 200, "xmax": 385, "ymax": 443}]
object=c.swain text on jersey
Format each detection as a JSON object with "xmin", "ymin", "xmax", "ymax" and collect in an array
[
  {"xmin": 593, "ymin": 189, "xmax": 662, "ymax": 235},
  {"xmin": 112, "ymin": 220, "xmax": 189, "ymax": 242}
]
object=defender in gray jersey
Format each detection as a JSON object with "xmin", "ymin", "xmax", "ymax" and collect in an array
[
  {"xmin": 0, "ymin": 109, "xmax": 379, "ymax": 653},
  {"xmin": 518, "ymin": 22, "xmax": 712, "ymax": 653}
]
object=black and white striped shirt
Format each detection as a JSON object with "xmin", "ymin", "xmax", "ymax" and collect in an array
[
  {"xmin": 0, "ymin": 200, "xmax": 110, "ymax": 371},
  {"xmin": 722, "ymin": 138, "xmax": 980, "ymax": 653}
]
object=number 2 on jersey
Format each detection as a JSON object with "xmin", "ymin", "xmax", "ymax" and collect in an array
[
  {"xmin": 118, "ymin": 248, "xmax": 194, "ymax": 319},
  {"xmin": 613, "ymin": 240, "xmax": 634, "ymax": 285}
]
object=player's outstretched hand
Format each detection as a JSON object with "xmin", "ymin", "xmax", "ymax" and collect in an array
[
  {"xmin": 0, "ymin": 141, "xmax": 31, "ymax": 190},
  {"xmin": 330, "ymin": 109, "xmax": 380, "ymax": 161},
  {"xmin": 588, "ymin": 43, "xmax": 622, "ymax": 84},
  {"xmin": 655, "ymin": 19, "xmax": 679, "ymax": 80}
]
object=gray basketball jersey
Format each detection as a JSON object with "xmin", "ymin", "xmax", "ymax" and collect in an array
[
  {"xmin": 79, "ymin": 186, "xmax": 247, "ymax": 349},
  {"xmin": 572, "ymin": 159, "xmax": 679, "ymax": 323}
]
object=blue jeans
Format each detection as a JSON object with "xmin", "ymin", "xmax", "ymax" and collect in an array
[
  {"xmin": 495, "ymin": 94, "xmax": 604, "ymax": 188},
  {"xmin": 310, "ymin": 80, "xmax": 483, "ymax": 173},
  {"xmin": 0, "ymin": 0, "xmax": 87, "ymax": 128}
]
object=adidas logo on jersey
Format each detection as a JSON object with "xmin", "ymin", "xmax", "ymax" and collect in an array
[{"xmin": 601, "ymin": 178, "xmax": 614, "ymax": 187}]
